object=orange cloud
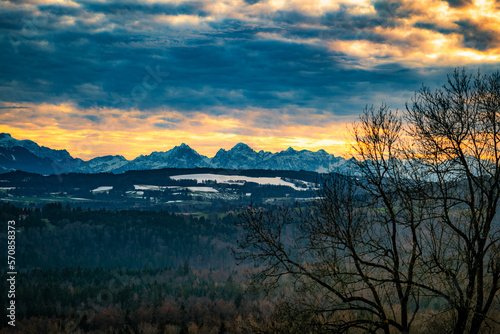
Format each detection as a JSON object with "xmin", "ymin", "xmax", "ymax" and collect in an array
[{"xmin": 325, "ymin": 0, "xmax": 500, "ymax": 67}]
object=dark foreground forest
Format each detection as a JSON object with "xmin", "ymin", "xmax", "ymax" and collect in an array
[{"xmin": 0, "ymin": 203, "xmax": 262, "ymax": 334}]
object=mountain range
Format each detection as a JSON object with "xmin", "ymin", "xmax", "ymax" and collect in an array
[{"xmin": 0, "ymin": 133, "xmax": 352, "ymax": 175}]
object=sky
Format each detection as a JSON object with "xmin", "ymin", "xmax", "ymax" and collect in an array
[{"xmin": 0, "ymin": 0, "xmax": 499, "ymax": 160}]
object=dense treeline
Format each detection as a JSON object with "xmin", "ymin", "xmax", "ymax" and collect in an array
[
  {"xmin": 0, "ymin": 266, "xmax": 261, "ymax": 333},
  {"xmin": 0, "ymin": 203, "xmax": 239, "ymax": 269}
]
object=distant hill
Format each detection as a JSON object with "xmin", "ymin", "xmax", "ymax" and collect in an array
[{"xmin": 0, "ymin": 133, "xmax": 353, "ymax": 174}]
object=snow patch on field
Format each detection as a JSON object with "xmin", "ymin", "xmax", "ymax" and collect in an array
[
  {"xmin": 171, "ymin": 174, "xmax": 306, "ymax": 190},
  {"xmin": 126, "ymin": 191, "xmax": 145, "ymax": 196},
  {"xmin": 92, "ymin": 186, "xmax": 113, "ymax": 193},
  {"xmin": 187, "ymin": 187, "xmax": 218, "ymax": 193},
  {"xmin": 134, "ymin": 185, "xmax": 167, "ymax": 191}
]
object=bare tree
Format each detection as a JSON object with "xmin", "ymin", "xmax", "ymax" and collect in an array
[
  {"xmin": 236, "ymin": 136, "xmax": 428, "ymax": 333},
  {"xmin": 235, "ymin": 69, "xmax": 500, "ymax": 333},
  {"xmin": 236, "ymin": 173, "xmax": 417, "ymax": 333},
  {"xmin": 406, "ymin": 69, "xmax": 500, "ymax": 334}
]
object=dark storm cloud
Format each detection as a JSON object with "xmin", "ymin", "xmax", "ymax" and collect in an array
[
  {"xmin": 373, "ymin": 1, "xmax": 406, "ymax": 18},
  {"xmin": 244, "ymin": 0, "xmax": 261, "ymax": 5},
  {"xmin": 413, "ymin": 22, "xmax": 456, "ymax": 35},
  {"xmin": 456, "ymin": 20, "xmax": 498, "ymax": 51},
  {"xmin": 82, "ymin": 1, "xmax": 209, "ymax": 17},
  {"xmin": 154, "ymin": 122, "xmax": 177, "ymax": 129},
  {"xmin": 79, "ymin": 114, "xmax": 101, "ymax": 122},
  {"xmin": 442, "ymin": 0, "xmax": 472, "ymax": 8}
]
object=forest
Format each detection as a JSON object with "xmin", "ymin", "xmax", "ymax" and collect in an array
[{"xmin": 0, "ymin": 202, "xmax": 264, "ymax": 333}]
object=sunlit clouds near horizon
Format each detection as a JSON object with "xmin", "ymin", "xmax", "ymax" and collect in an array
[{"xmin": 1, "ymin": 0, "xmax": 499, "ymax": 159}]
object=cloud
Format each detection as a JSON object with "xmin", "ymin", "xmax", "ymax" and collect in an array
[
  {"xmin": 442, "ymin": 0, "xmax": 472, "ymax": 8},
  {"xmin": 456, "ymin": 19, "xmax": 499, "ymax": 51},
  {"xmin": 0, "ymin": 106, "xmax": 29, "ymax": 109},
  {"xmin": 0, "ymin": 0, "xmax": 499, "ymax": 158}
]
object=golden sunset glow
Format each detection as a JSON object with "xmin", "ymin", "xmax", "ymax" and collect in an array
[{"xmin": 0, "ymin": 103, "xmax": 349, "ymax": 160}]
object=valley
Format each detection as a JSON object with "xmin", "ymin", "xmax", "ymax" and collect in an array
[{"xmin": 0, "ymin": 168, "xmax": 322, "ymax": 215}]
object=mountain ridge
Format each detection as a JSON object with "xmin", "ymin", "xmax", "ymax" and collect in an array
[{"xmin": 0, "ymin": 133, "xmax": 351, "ymax": 174}]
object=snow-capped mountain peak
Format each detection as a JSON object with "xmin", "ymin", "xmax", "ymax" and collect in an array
[
  {"xmin": 232, "ymin": 143, "xmax": 253, "ymax": 152},
  {"xmin": 115, "ymin": 144, "xmax": 211, "ymax": 171},
  {"xmin": 211, "ymin": 143, "xmax": 261, "ymax": 169},
  {"xmin": 0, "ymin": 133, "xmax": 74, "ymax": 162},
  {"xmin": 79, "ymin": 155, "xmax": 128, "ymax": 173}
]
